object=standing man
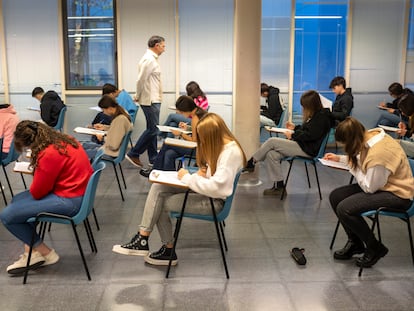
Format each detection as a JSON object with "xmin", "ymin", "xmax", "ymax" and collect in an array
[
  {"xmin": 260, "ymin": 83, "xmax": 283, "ymax": 127},
  {"xmin": 126, "ymin": 35, "xmax": 165, "ymax": 168},
  {"xmin": 32, "ymin": 87, "xmax": 66, "ymax": 127},
  {"xmin": 329, "ymin": 76, "xmax": 354, "ymax": 125}
]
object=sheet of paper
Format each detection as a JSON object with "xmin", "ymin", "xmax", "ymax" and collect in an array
[
  {"xmin": 319, "ymin": 94, "xmax": 333, "ymax": 110},
  {"xmin": 318, "ymin": 158, "xmax": 350, "ymax": 171},
  {"xmin": 89, "ymin": 106, "xmax": 102, "ymax": 112},
  {"xmin": 164, "ymin": 137, "xmax": 197, "ymax": 149},
  {"xmin": 27, "ymin": 106, "xmax": 41, "ymax": 112},
  {"xmin": 74, "ymin": 127, "xmax": 107, "ymax": 136},
  {"xmin": 264, "ymin": 126, "xmax": 294, "ymax": 134},
  {"xmin": 157, "ymin": 125, "xmax": 191, "ymax": 134},
  {"xmin": 149, "ymin": 169, "xmax": 188, "ymax": 188},
  {"xmin": 377, "ymin": 105, "xmax": 388, "ymax": 110},
  {"xmin": 378, "ymin": 125, "xmax": 399, "ymax": 132},
  {"xmin": 13, "ymin": 161, "xmax": 33, "ymax": 173}
]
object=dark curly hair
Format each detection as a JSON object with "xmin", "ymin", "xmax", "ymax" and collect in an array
[{"xmin": 14, "ymin": 120, "xmax": 79, "ymax": 169}]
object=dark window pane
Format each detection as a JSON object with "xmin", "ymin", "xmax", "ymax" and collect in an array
[{"xmin": 63, "ymin": 0, "xmax": 117, "ymax": 90}]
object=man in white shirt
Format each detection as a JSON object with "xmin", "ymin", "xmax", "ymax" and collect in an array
[{"xmin": 126, "ymin": 35, "xmax": 165, "ymax": 167}]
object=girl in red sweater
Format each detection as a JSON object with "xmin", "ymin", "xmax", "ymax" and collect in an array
[{"xmin": 0, "ymin": 121, "xmax": 93, "ymax": 275}]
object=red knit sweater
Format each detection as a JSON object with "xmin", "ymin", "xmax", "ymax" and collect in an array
[{"xmin": 30, "ymin": 143, "xmax": 93, "ymax": 200}]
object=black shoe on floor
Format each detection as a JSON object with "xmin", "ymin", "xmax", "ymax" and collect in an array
[
  {"xmin": 139, "ymin": 168, "xmax": 152, "ymax": 178},
  {"xmin": 355, "ymin": 243, "xmax": 388, "ymax": 268},
  {"xmin": 112, "ymin": 234, "xmax": 149, "ymax": 256},
  {"xmin": 242, "ymin": 158, "xmax": 255, "ymax": 173},
  {"xmin": 144, "ymin": 245, "xmax": 178, "ymax": 266},
  {"xmin": 333, "ymin": 239, "xmax": 365, "ymax": 260}
]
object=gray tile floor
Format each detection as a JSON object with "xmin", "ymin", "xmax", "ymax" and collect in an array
[{"xmin": 1, "ymin": 147, "xmax": 414, "ymax": 311}]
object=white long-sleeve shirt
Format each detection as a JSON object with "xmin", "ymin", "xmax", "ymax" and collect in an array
[
  {"xmin": 181, "ymin": 141, "xmax": 244, "ymax": 199},
  {"xmin": 135, "ymin": 49, "xmax": 162, "ymax": 106}
]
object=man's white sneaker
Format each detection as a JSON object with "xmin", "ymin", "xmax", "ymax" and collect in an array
[{"xmin": 7, "ymin": 251, "xmax": 45, "ymax": 275}]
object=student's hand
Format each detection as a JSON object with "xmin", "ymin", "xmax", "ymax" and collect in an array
[
  {"xmin": 95, "ymin": 134, "xmax": 104, "ymax": 142},
  {"xmin": 93, "ymin": 123, "xmax": 106, "ymax": 130},
  {"xmin": 197, "ymin": 167, "xmax": 207, "ymax": 177},
  {"xmin": 284, "ymin": 131, "xmax": 292, "ymax": 140},
  {"xmin": 178, "ymin": 122, "xmax": 188, "ymax": 130},
  {"xmin": 177, "ymin": 168, "xmax": 189, "ymax": 180},
  {"xmin": 286, "ymin": 121, "xmax": 295, "ymax": 130},
  {"xmin": 323, "ymin": 153, "xmax": 340, "ymax": 162},
  {"xmin": 171, "ymin": 129, "xmax": 181, "ymax": 137},
  {"xmin": 387, "ymin": 108, "xmax": 395, "ymax": 114},
  {"xmin": 379, "ymin": 102, "xmax": 386, "ymax": 108}
]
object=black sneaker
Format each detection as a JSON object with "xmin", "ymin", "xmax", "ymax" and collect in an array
[
  {"xmin": 112, "ymin": 234, "xmax": 149, "ymax": 256},
  {"xmin": 144, "ymin": 245, "xmax": 178, "ymax": 266},
  {"xmin": 242, "ymin": 158, "xmax": 255, "ymax": 173},
  {"xmin": 139, "ymin": 168, "xmax": 152, "ymax": 178}
]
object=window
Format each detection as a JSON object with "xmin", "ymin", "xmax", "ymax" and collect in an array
[
  {"xmin": 62, "ymin": 0, "xmax": 117, "ymax": 90},
  {"xmin": 405, "ymin": 0, "xmax": 414, "ymax": 89}
]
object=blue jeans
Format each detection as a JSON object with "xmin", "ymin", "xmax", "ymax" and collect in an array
[
  {"xmin": 129, "ymin": 103, "xmax": 161, "ymax": 163},
  {"xmin": 376, "ymin": 112, "xmax": 400, "ymax": 127},
  {"xmin": 153, "ymin": 144, "xmax": 191, "ymax": 171},
  {"xmin": 0, "ymin": 191, "xmax": 82, "ymax": 246},
  {"xmin": 82, "ymin": 142, "xmax": 101, "ymax": 160}
]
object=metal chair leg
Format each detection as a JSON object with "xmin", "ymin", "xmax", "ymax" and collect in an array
[
  {"xmin": 210, "ymin": 198, "xmax": 229, "ymax": 279},
  {"xmin": 330, "ymin": 220, "xmax": 340, "ymax": 250},
  {"xmin": 92, "ymin": 208, "xmax": 100, "ymax": 231},
  {"xmin": 304, "ymin": 162, "xmax": 311, "ymax": 188},
  {"xmin": 219, "ymin": 222, "xmax": 228, "ymax": 251},
  {"xmin": 312, "ymin": 162, "xmax": 322, "ymax": 200},
  {"xmin": 281, "ymin": 160, "xmax": 294, "ymax": 200},
  {"xmin": 71, "ymin": 221, "xmax": 91, "ymax": 281},
  {"xmin": 112, "ymin": 163, "xmax": 124, "ymax": 201}
]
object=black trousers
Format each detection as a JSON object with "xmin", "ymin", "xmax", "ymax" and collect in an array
[{"xmin": 329, "ymin": 183, "xmax": 412, "ymax": 249}]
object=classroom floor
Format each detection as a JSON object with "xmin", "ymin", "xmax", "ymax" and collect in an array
[{"xmin": 1, "ymin": 148, "xmax": 414, "ymax": 311}]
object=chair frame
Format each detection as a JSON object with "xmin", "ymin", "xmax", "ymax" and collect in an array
[
  {"xmin": 23, "ymin": 161, "xmax": 105, "ymax": 284},
  {"xmin": 53, "ymin": 106, "xmax": 67, "ymax": 132},
  {"xmin": 166, "ymin": 171, "xmax": 242, "ymax": 279},
  {"xmin": 280, "ymin": 132, "xmax": 330, "ymax": 200},
  {"xmin": 101, "ymin": 130, "xmax": 132, "ymax": 201}
]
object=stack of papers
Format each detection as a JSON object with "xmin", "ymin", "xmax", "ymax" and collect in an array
[
  {"xmin": 13, "ymin": 162, "xmax": 33, "ymax": 174},
  {"xmin": 74, "ymin": 127, "xmax": 107, "ymax": 135},
  {"xmin": 318, "ymin": 158, "xmax": 350, "ymax": 171},
  {"xmin": 378, "ymin": 125, "xmax": 399, "ymax": 132}
]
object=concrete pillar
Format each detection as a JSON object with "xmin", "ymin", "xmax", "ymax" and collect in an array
[{"xmin": 232, "ymin": 0, "xmax": 261, "ymax": 158}]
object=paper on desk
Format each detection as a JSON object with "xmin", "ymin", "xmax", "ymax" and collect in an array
[
  {"xmin": 378, "ymin": 125, "xmax": 399, "ymax": 132},
  {"xmin": 319, "ymin": 158, "xmax": 350, "ymax": 171},
  {"xmin": 264, "ymin": 126, "xmax": 294, "ymax": 134},
  {"xmin": 89, "ymin": 106, "xmax": 102, "ymax": 112},
  {"xmin": 74, "ymin": 127, "xmax": 107, "ymax": 136},
  {"xmin": 377, "ymin": 105, "xmax": 388, "ymax": 110},
  {"xmin": 13, "ymin": 162, "xmax": 33, "ymax": 173},
  {"xmin": 319, "ymin": 94, "xmax": 333, "ymax": 110},
  {"xmin": 149, "ymin": 169, "xmax": 188, "ymax": 188},
  {"xmin": 27, "ymin": 106, "xmax": 41, "ymax": 112},
  {"xmin": 157, "ymin": 125, "xmax": 191, "ymax": 134},
  {"xmin": 164, "ymin": 137, "xmax": 197, "ymax": 148}
]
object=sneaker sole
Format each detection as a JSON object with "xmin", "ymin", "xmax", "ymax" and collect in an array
[
  {"xmin": 125, "ymin": 155, "xmax": 142, "ymax": 168},
  {"xmin": 112, "ymin": 245, "xmax": 148, "ymax": 256},
  {"xmin": 144, "ymin": 255, "xmax": 178, "ymax": 266},
  {"xmin": 7, "ymin": 260, "xmax": 45, "ymax": 275}
]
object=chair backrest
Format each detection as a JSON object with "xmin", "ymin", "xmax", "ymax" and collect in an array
[
  {"xmin": 91, "ymin": 148, "xmax": 105, "ymax": 170},
  {"xmin": 129, "ymin": 106, "xmax": 139, "ymax": 125},
  {"xmin": 277, "ymin": 109, "xmax": 287, "ymax": 128},
  {"xmin": 406, "ymin": 159, "xmax": 414, "ymax": 217},
  {"xmin": 315, "ymin": 132, "xmax": 331, "ymax": 159},
  {"xmin": 72, "ymin": 161, "xmax": 105, "ymax": 225},
  {"xmin": 216, "ymin": 170, "xmax": 242, "ymax": 222},
  {"xmin": 54, "ymin": 106, "xmax": 67, "ymax": 131},
  {"xmin": 113, "ymin": 130, "xmax": 132, "ymax": 163},
  {"xmin": 2, "ymin": 139, "xmax": 20, "ymax": 166}
]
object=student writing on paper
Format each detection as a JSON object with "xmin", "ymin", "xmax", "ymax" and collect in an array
[
  {"xmin": 160, "ymin": 81, "xmax": 208, "ymax": 138},
  {"xmin": 0, "ymin": 103, "xmax": 19, "ymax": 159},
  {"xmin": 244, "ymin": 90, "xmax": 333, "ymax": 196},
  {"xmin": 397, "ymin": 93, "xmax": 414, "ymax": 157},
  {"xmin": 31, "ymin": 87, "xmax": 66, "ymax": 127},
  {"xmin": 0, "ymin": 121, "xmax": 93, "ymax": 275},
  {"xmin": 260, "ymin": 83, "xmax": 284, "ymax": 128},
  {"xmin": 139, "ymin": 95, "xmax": 207, "ymax": 177},
  {"xmin": 112, "ymin": 113, "xmax": 246, "ymax": 266},
  {"xmin": 329, "ymin": 76, "xmax": 353, "ymax": 125},
  {"xmin": 82, "ymin": 95, "xmax": 132, "ymax": 160},
  {"xmin": 375, "ymin": 82, "xmax": 411, "ymax": 127},
  {"xmin": 326, "ymin": 117, "xmax": 413, "ymax": 268}
]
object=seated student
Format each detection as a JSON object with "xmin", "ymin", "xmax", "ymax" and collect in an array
[
  {"xmin": 139, "ymin": 95, "xmax": 208, "ymax": 177},
  {"xmin": 31, "ymin": 87, "xmax": 66, "ymax": 127},
  {"xmin": 102, "ymin": 83, "xmax": 138, "ymax": 117},
  {"xmin": 324, "ymin": 117, "xmax": 414, "ymax": 268},
  {"xmin": 0, "ymin": 121, "xmax": 93, "ymax": 275},
  {"xmin": 161, "ymin": 81, "xmax": 208, "ymax": 136},
  {"xmin": 245, "ymin": 90, "xmax": 333, "ymax": 195},
  {"xmin": 260, "ymin": 83, "xmax": 283, "ymax": 127},
  {"xmin": 82, "ymin": 95, "xmax": 133, "ymax": 160},
  {"xmin": 376, "ymin": 82, "xmax": 412, "ymax": 127},
  {"xmin": 397, "ymin": 93, "xmax": 414, "ymax": 158},
  {"xmin": 329, "ymin": 76, "xmax": 353, "ymax": 125},
  {"xmin": 0, "ymin": 103, "xmax": 19, "ymax": 159},
  {"xmin": 112, "ymin": 113, "xmax": 246, "ymax": 266}
]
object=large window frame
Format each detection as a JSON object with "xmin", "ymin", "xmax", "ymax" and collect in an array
[{"xmin": 62, "ymin": 0, "xmax": 118, "ymax": 90}]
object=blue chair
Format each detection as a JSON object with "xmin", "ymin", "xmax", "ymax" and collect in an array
[
  {"xmin": 280, "ymin": 132, "xmax": 330, "ymax": 200},
  {"xmin": 23, "ymin": 161, "xmax": 106, "ymax": 284},
  {"xmin": 53, "ymin": 106, "xmax": 67, "ymax": 132},
  {"xmin": 128, "ymin": 107, "xmax": 139, "ymax": 148},
  {"xmin": 166, "ymin": 170, "xmax": 242, "ymax": 279},
  {"xmin": 101, "ymin": 130, "xmax": 132, "ymax": 201},
  {"xmin": 1, "ymin": 139, "xmax": 27, "ymax": 202}
]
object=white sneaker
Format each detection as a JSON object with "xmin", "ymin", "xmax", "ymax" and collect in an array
[
  {"xmin": 42, "ymin": 249, "xmax": 59, "ymax": 266},
  {"xmin": 7, "ymin": 251, "xmax": 45, "ymax": 275}
]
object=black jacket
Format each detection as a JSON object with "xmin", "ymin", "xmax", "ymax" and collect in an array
[
  {"xmin": 261, "ymin": 86, "xmax": 283, "ymax": 125},
  {"xmin": 40, "ymin": 91, "xmax": 66, "ymax": 127},
  {"xmin": 332, "ymin": 88, "xmax": 353, "ymax": 123},
  {"xmin": 292, "ymin": 108, "xmax": 333, "ymax": 157}
]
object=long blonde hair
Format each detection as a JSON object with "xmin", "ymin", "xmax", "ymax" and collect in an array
[{"xmin": 195, "ymin": 113, "xmax": 246, "ymax": 175}]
